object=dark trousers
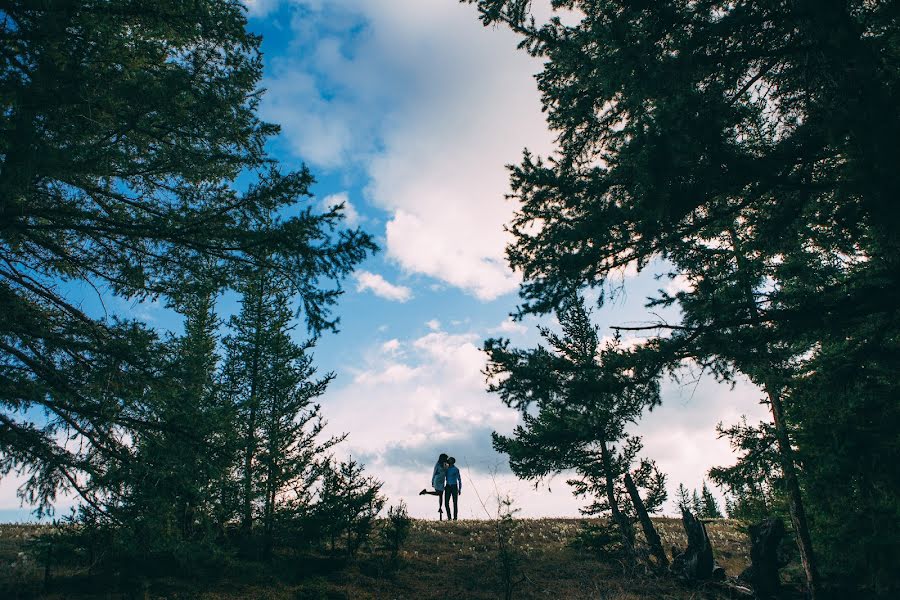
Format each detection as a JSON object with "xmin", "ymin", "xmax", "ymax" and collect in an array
[{"xmin": 444, "ymin": 484, "xmax": 459, "ymax": 520}]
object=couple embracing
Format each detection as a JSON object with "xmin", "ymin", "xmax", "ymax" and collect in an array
[{"xmin": 419, "ymin": 453, "xmax": 462, "ymax": 520}]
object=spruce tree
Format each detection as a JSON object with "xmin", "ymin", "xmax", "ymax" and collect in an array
[
  {"xmin": 485, "ymin": 295, "xmax": 668, "ymax": 566},
  {"xmin": 0, "ymin": 0, "xmax": 374, "ymax": 514},
  {"xmin": 314, "ymin": 457, "xmax": 384, "ymax": 555},
  {"xmin": 700, "ymin": 482, "xmax": 723, "ymax": 519},
  {"xmin": 108, "ymin": 281, "xmax": 232, "ymax": 558},
  {"xmin": 464, "ymin": 2, "xmax": 900, "ymax": 594},
  {"xmin": 676, "ymin": 484, "xmax": 691, "ymax": 514},
  {"xmin": 709, "ymin": 417, "xmax": 787, "ymax": 522},
  {"xmin": 223, "ymin": 263, "xmax": 343, "ymax": 537},
  {"xmin": 256, "ymin": 297, "xmax": 342, "ymax": 548},
  {"xmin": 691, "ymin": 489, "xmax": 703, "ymax": 519}
]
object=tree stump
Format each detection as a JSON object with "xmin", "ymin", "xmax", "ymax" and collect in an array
[
  {"xmin": 671, "ymin": 508, "xmax": 718, "ymax": 580},
  {"xmin": 739, "ymin": 517, "xmax": 785, "ymax": 600}
]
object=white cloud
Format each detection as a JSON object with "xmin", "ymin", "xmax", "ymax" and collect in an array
[
  {"xmin": 425, "ymin": 319, "xmax": 441, "ymax": 331},
  {"xmin": 354, "ymin": 270, "xmax": 412, "ymax": 302},
  {"xmin": 353, "ymin": 362, "xmax": 422, "ymax": 385},
  {"xmin": 260, "ymin": 0, "xmax": 554, "ymax": 300},
  {"xmin": 634, "ymin": 370, "xmax": 771, "ymax": 514},
  {"xmin": 381, "ymin": 338, "xmax": 401, "ymax": 354},
  {"xmin": 488, "ymin": 317, "xmax": 528, "ymax": 336},
  {"xmin": 262, "ymin": 69, "xmax": 359, "ymax": 168},
  {"xmin": 321, "ymin": 317, "xmax": 772, "ymax": 518},
  {"xmin": 243, "ymin": 0, "xmax": 280, "ymax": 18},
  {"xmin": 321, "ymin": 192, "xmax": 362, "ymax": 227},
  {"xmin": 412, "ymin": 330, "xmax": 486, "ymax": 390},
  {"xmin": 665, "ymin": 273, "xmax": 695, "ymax": 296},
  {"xmin": 385, "ymin": 211, "xmax": 519, "ymax": 300},
  {"xmin": 321, "ymin": 323, "xmax": 540, "ymax": 517}
]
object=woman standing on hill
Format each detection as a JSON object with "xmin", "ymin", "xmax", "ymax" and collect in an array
[{"xmin": 420, "ymin": 453, "xmax": 449, "ymax": 519}]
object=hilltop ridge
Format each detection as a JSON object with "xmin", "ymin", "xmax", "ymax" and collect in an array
[{"xmin": 1, "ymin": 517, "xmax": 784, "ymax": 599}]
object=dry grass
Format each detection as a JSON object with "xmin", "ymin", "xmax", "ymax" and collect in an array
[{"xmin": 0, "ymin": 518, "xmax": 755, "ymax": 599}]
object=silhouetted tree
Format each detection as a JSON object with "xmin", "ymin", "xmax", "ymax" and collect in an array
[
  {"xmin": 0, "ymin": 0, "xmax": 374, "ymax": 518},
  {"xmin": 316, "ymin": 457, "xmax": 384, "ymax": 555},
  {"xmin": 464, "ymin": 2, "xmax": 900, "ymax": 595},
  {"xmin": 223, "ymin": 258, "xmax": 344, "ymax": 538},
  {"xmin": 102, "ymin": 280, "xmax": 235, "ymax": 562},
  {"xmin": 485, "ymin": 295, "xmax": 667, "ymax": 566},
  {"xmin": 700, "ymin": 482, "xmax": 723, "ymax": 519}
]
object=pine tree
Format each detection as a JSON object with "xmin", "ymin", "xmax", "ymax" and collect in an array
[
  {"xmin": 700, "ymin": 482, "xmax": 723, "ymax": 519},
  {"xmin": 109, "ymin": 282, "xmax": 232, "ymax": 558},
  {"xmin": 709, "ymin": 418, "xmax": 787, "ymax": 523},
  {"xmin": 256, "ymin": 296, "xmax": 343, "ymax": 549},
  {"xmin": 0, "ymin": 0, "xmax": 374, "ymax": 516},
  {"xmin": 315, "ymin": 457, "xmax": 385, "ymax": 555},
  {"xmin": 223, "ymin": 263, "xmax": 343, "ymax": 538},
  {"xmin": 485, "ymin": 294, "xmax": 668, "ymax": 566},
  {"xmin": 463, "ymin": 2, "xmax": 900, "ymax": 595},
  {"xmin": 676, "ymin": 484, "xmax": 691, "ymax": 514},
  {"xmin": 691, "ymin": 490, "xmax": 703, "ymax": 519}
]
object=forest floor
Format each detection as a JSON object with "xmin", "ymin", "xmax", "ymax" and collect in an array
[{"xmin": 0, "ymin": 518, "xmax": 804, "ymax": 599}]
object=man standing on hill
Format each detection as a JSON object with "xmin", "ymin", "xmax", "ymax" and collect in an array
[{"xmin": 444, "ymin": 457, "xmax": 462, "ymax": 521}]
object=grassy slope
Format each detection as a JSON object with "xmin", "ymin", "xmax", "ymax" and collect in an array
[{"xmin": 1, "ymin": 518, "xmax": 758, "ymax": 599}]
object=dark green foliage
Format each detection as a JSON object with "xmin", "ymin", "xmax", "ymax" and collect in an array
[
  {"xmin": 788, "ymin": 334, "xmax": 900, "ymax": 595},
  {"xmin": 221, "ymin": 259, "xmax": 344, "ymax": 542},
  {"xmin": 485, "ymin": 295, "xmax": 666, "ymax": 563},
  {"xmin": 0, "ymin": 0, "xmax": 374, "ymax": 518},
  {"xmin": 315, "ymin": 457, "xmax": 385, "ymax": 556},
  {"xmin": 464, "ymin": 1, "xmax": 900, "ymax": 595},
  {"xmin": 380, "ymin": 502, "xmax": 412, "ymax": 564},
  {"xmin": 676, "ymin": 484, "xmax": 691, "ymax": 515},
  {"xmin": 675, "ymin": 482, "xmax": 724, "ymax": 520},
  {"xmin": 102, "ymin": 286, "xmax": 235, "ymax": 564},
  {"xmin": 0, "ymin": 0, "xmax": 385, "ymax": 583},
  {"xmin": 700, "ymin": 482, "xmax": 723, "ymax": 519},
  {"xmin": 710, "ymin": 418, "xmax": 787, "ymax": 523}
]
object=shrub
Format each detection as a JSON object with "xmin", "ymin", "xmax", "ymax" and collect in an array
[{"xmin": 380, "ymin": 502, "xmax": 412, "ymax": 564}]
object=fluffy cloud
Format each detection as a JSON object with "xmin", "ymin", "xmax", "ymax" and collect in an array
[
  {"xmin": 258, "ymin": 0, "xmax": 554, "ymax": 300},
  {"xmin": 243, "ymin": 0, "xmax": 281, "ymax": 18},
  {"xmin": 381, "ymin": 338, "xmax": 401, "ymax": 354},
  {"xmin": 488, "ymin": 317, "xmax": 528, "ymax": 336},
  {"xmin": 320, "ymin": 317, "xmax": 771, "ymax": 518},
  {"xmin": 353, "ymin": 362, "xmax": 422, "ymax": 385},
  {"xmin": 635, "ymin": 370, "xmax": 771, "ymax": 512},
  {"xmin": 321, "ymin": 321, "xmax": 528, "ymax": 516},
  {"xmin": 321, "ymin": 192, "xmax": 362, "ymax": 227},
  {"xmin": 354, "ymin": 270, "xmax": 412, "ymax": 302}
]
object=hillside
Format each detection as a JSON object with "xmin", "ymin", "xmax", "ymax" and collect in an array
[{"xmin": 0, "ymin": 517, "xmax": 796, "ymax": 599}]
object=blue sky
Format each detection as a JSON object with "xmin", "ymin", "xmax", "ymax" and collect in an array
[{"xmin": 0, "ymin": 0, "xmax": 771, "ymax": 522}]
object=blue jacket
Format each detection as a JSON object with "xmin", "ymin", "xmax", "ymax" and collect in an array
[{"xmin": 445, "ymin": 465, "xmax": 462, "ymax": 491}]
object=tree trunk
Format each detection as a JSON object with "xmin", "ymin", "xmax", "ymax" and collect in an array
[
  {"xmin": 739, "ymin": 517, "xmax": 785, "ymax": 600},
  {"xmin": 764, "ymin": 384, "xmax": 821, "ymax": 599},
  {"xmin": 728, "ymin": 227, "xmax": 820, "ymax": 600},
  {"xmin": 241, "ymin": 277, "xmax": 268, "ymax": 533},
  {"xmin": 241, "ymin": 401, "xmax": 257, "ymax": 533},
  {"xmin": 672, "ymin": 509, "xmax": 716, "ymax": 580},
  {"xmin": 623, "ymin": 472, "xmax": 668, "ymax": 567},
  {"xmin": 599, "ymin": 441, "xmax": 635, "ymax": 556}
]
